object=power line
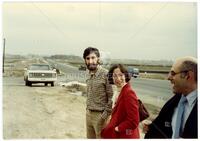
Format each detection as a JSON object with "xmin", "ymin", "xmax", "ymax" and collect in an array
[
  {"xmin": 31, "ymin": 2, "xmax": 90, "ymax": 47},
  {"xmin": 31, "ymin": 2, "xmax": 68, "ymax": 40},
  {"xmin": 128, "ymin": 2, "xmax": 168, "ymax": 40}
]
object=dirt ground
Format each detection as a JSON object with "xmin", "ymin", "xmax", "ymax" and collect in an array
[{"xmin": 3, "ymin": 82, "xmax": 87, "ymax": 139}]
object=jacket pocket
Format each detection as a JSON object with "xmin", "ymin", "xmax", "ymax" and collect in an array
[{"xmin": 101, "ymin": 125, "xmax": 118, "ymax": 138}]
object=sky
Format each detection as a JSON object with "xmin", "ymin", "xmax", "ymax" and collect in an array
[{"xmin": 2, "ymin": 1, "xmax": 197, "ymax": 60}]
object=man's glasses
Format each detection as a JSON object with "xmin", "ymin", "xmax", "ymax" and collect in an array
[{"xmin": 169, "ymin": 70, "xmax": 189, "ymax": 76}]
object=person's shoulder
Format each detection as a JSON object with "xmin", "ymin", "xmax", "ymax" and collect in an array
[
  {"xmin": 165, "ymin": 94, "xmax": 181, "ymax": 105},
  {"xmin": 159, "ymin": 94, "xmax": 181, "ymax": 113},
  {"xmin": 123, "ymin": 84, "xmax": 137, "ymax": 97},
  {"xmin": 98, "ymin": 66, "xmax": 109, "ymax": 77},
  {"xmin": 99, "ymin": 66, "xmax": 108, "ymax": 73},
  {"xmin": 124, "ymin": 83, "xmax": 135, "ymax": 91}
]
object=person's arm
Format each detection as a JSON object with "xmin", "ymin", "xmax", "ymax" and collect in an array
[
  {"xmin": 142, "ymin": 120, "xmax": 152, "ymax": 133},
  {"xmin": 101, "ymin": 76, "xmax": 113, "ymax": 119}
]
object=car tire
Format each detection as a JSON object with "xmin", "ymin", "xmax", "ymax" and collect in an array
[
  {"xmin": 29, "ymin": 81, "xmax": 32, "ymax": 86},
  {"xmin": 25, "ymin": 79, "xmax": 32, "ymax": 86},
  {"xmin": 25, "ymin": 80, "xmax": 28, "ymax": 86}
]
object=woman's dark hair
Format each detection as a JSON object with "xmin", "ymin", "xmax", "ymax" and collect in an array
[
  {"xmin": 108, "ymin": 64, "xmax": 131, "ymax": 84},
  {"xmin": 83, "ymin": 47, "xmax": 100, "ymax": 59}
]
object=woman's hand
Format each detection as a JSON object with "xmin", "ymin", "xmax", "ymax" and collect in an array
[
  {"xmin": 142, "ymin": 120, "xmax": 152, "ymax": 133},
  {"xmin": 115, "ymin": 126, "xmax": 119, "ymax": 132}
]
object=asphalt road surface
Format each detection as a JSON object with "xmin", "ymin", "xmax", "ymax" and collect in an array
[
  {"xmin": 46, "ymin": 58, "xmax": 173, "ymax": 105},
  {"xmin": 131, "ymin": 78, "xmax": 173, "ymax": 107}
]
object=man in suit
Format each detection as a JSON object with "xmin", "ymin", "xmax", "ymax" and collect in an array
[{"xmin": 143, "ymin": 56, "xmax": 197, "ymax": 138}]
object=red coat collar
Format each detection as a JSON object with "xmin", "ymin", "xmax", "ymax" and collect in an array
[{"xmin": 112, "ymin": 83, "xmax": 131, "ymax": 114}]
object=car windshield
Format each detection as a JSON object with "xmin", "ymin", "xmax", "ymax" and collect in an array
[
  {"xmin": 29, "ymin": 65, "xmax": 50, "ymax": 70},
  {"xmin": 133, "ymin": 68, "xmax": 139, "ymax": 73},
  {"xmin": 127, "ymin": 67, "xmax": 133, "ymax": 71}
]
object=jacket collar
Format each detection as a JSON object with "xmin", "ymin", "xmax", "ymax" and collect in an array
[{"xmin": 112, "ymin": 83, "xmax": 131, "ymax": 114}]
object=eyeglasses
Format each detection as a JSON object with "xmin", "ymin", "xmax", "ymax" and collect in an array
[
  {"xmin": 169, "ymin": 70, "xmax": 188, "ymax": 76},
  {"xmin": 113, "ymin": 73, "xmax": 124, "ymax": 79}
]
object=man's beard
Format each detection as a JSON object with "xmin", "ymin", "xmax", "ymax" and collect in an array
[{"xmin": 86, "ymin": 63, "xmax": 98, "ymax": 71}]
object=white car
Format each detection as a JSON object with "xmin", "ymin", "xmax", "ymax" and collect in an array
[{"xmin": 24, "ymin": 64, "xmax": 57, "ymax": 86}]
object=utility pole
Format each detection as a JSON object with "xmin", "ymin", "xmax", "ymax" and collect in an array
[{"xmin": 3, "ymin": 38, "xmax": 5, "ymax": 73}]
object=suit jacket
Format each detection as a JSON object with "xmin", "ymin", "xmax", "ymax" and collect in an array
[
  {"xmin": 145, "ymin": 94, "xmax": 198, "ymax": 138},
  {"xmin": 101, "ymin": 83, "xmax": 140, "ymax": 138}
]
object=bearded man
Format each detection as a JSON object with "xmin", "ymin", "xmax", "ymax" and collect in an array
[{"xmin": 83, "ymin": 47, "xmax": 113, "ymax": 138}]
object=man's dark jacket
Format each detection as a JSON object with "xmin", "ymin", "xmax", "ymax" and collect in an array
[{"xmin": 144, "ymin": 94, "xmax": 197, "ymax": 138}]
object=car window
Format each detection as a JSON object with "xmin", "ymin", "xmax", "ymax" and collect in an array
[
  {"xmin": 29, "ymin": 65, "xmax": 50, "ymax": 70},
  {"xmin": 133, "ymin": 68, "xmax": 139, "ymax": 73}
]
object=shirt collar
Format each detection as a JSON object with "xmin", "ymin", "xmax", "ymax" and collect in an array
[
  {"xmin": 88, "ymin": 65, "xmax": 101, "ymax": 78},
  {"xmin": 185, "ymin": 89, "xmax": 197, "ymax": 107}
]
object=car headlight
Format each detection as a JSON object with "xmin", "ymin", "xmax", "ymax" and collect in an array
[
  {"xmin": 29, "ymin": 73, "xmax": 33, "ymax": 78},
  {"xmin": 52, "ymin": 73, "xmax": 57, "ymax": 78}
]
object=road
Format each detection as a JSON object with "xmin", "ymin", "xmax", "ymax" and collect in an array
[
  {"xmin": 46, "ymin": 58, "xmax": 173, "ymax": 105},
  {"xmin": 47, "ymin": 59, "xmax": 87, "ymax": 82},
  {"xmin": 131, "ymin": 78, "xmax": 173, "ymax": 106}
]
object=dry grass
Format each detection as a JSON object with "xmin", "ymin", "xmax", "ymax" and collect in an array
[{"xmin": 3, "ymin": 70, "xmax": 24, "ymax": 77}]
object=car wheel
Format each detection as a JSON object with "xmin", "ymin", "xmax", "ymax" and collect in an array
[
  {"xmin": 25, "ymin": 80, "xmax": 28, "ymax": 86},
  {"xmin": 29, "ymin": 82, "xmax": 32, "ymax": 86}
]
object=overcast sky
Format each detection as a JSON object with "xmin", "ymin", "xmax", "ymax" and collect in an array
[{"xmin": 2, "ymin": 2, "xmax": 197, "ymax": 60}]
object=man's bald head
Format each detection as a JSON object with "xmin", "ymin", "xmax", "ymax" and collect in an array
[{"xmin": 174, "ymin": 56, "xmax": 197, "ymax": 82}]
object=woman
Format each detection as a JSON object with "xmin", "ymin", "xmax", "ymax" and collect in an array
[{"xmin": 101, "ymin": 64, "xmax": 140, "ymax": 138}]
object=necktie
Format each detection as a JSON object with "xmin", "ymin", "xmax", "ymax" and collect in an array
[{"xmin": 173, "ymin": 96, "xmax": 187, "ymax": 138}]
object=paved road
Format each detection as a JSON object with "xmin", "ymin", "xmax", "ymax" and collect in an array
[
  {"xmin": 131, "ymin": 78, "xmax": 173, "ymax": 107},
  {"xmin": 46, "ymin": 59, "xmax": 87, "ymax": 82}
]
